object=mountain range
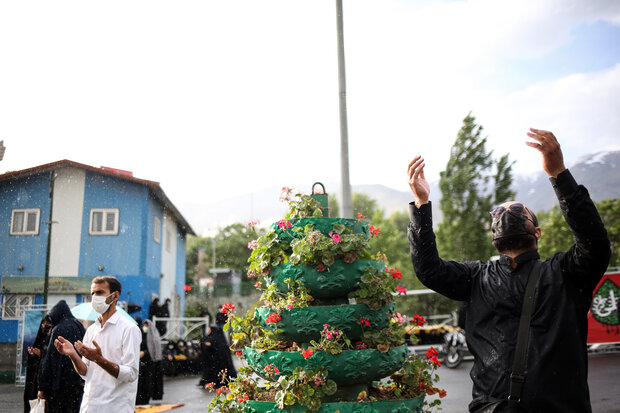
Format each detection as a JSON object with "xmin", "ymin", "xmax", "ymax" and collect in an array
[{"xmin": 180, "ymin": 151, "xmax": 619, "ymax": 235}]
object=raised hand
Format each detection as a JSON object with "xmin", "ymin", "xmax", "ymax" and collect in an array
[
  {"xmin": 526, "ymin": 128, "xmax": 566, "ymax": 178},
  {"xmin": 54, "ymin": 336, "xmax": 77, "ymax": 357},
  {"xmin": 75, "ymin": 339, "xmax": 103, "ymax": 362},
  {"xmin": 408, "ymin": 156, "xmax": 430, "ymax": 207}
]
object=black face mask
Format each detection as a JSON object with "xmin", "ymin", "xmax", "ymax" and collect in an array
[{"xmin": 491, "ymin": 210, "xmax": 535, "ymax": 240}]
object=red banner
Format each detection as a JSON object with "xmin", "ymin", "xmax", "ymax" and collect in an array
[{"xmin": 587, "ymin": 271, "xmax": 620, "ymax": 344}]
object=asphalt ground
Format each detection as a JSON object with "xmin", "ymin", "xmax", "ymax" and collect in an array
[{"xmin": 2, "ymin": 353, "xmax": 619, "ymax": 413}]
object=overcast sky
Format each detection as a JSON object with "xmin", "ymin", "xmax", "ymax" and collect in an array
[{"xmin": 1, "ymin": 0, "xmax": 619, "ymax": 230}]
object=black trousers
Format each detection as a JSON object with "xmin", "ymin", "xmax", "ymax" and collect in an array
[{"xmin": 48, "ymin": 384, "xmax": 83, "ymax": 413}]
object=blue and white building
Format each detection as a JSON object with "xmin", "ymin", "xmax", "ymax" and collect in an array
[{"xmin": 0, "ymin": 160, "xmax": 194, "ymax": 378}]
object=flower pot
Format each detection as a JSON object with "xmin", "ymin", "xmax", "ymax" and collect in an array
[
  {"xmin": 274, "ymin": 217, "xmax": 369, "ymax": 243},
  {"xmin": 244, "ymin": 396, "xmax": 425, "ymax": 413},
  {"xmin": 265, "ymin": 260, "xmax": 384, "ymax": 299},
  {"xmin": 255, "ymin": 303, "xmax": 394, "ymax": 342},
  {"xmin": 243, "ymin": 345, "xmax": 408, "ymax": 386}
]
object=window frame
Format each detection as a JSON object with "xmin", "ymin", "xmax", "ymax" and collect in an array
[
  {"xmin": 9, "ymin": 208, "xmax": 41, "ymax": 235},
  {"xmin": 1, "ymin": 294, "xmax": 34, "ymax": 320},
  {"xmin": 89, "ymin": 208, "xmax": 119, "ymax": 235},
  {"xmin": 154, "ymin": 216, "xmax": 161, "ymax": 244}
]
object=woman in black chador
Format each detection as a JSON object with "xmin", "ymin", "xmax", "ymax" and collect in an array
[
  {"xmin": 198, "ymin": 326, "xmax": 237, "ymax": 388},
  {"xmin": 23, "ymin": 314, "xmax": 52, "ymax": 413}
]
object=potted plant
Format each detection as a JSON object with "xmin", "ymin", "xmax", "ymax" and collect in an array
[{"xmin": 206, "ymin": 187, "xmax": 445, "ymax": 412}]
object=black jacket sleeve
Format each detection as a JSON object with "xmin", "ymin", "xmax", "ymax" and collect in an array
[
  {"xmin": 407, "ymin": 201, "xmax": 475, "ymax": 301},
  {"xmin": 552, "ymin": 169, "xmax": 611, "ymax": 295}
]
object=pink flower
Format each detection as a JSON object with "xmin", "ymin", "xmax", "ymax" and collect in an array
[
  {"xmin": 277, "ymin": 220, "xmax": 292, "ymax": 229},
  {"xmin": 396, "ymin": 285, "xmax": 407, "ymax": 295},
  {"xmin": 315, "ymin": 381, "xmax": 322, "ymax": 386},
  {"xmin": 286, "ymin": 305, "xmax": 293, "ymax": 310},
  {"xmin": 247, "ymin": 240, "xmax": 258, "ymax": 250},
  {"xmin": 328, "ymin": 232, "xmax": 341, "ymax": 243}
]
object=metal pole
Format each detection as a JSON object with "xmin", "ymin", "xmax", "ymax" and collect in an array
[
  {"xmin": 336, "ymin": 0, "xmax": 353, "ymax": 218},
  {"xmin": 43, "ymin": 171, "xmax": 56, "ymax": 305}
]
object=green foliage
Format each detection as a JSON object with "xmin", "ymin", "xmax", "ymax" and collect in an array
[
  {"xmin": 328, "ymin": 192, "xmax": 380, "ymax": 219},
  {"xmin": 185, "ymin": 222, "xmax": 264, "ymax": 286},
  {"xmin": 260, "ymin": 279, "xmax": 314, "ymax": 309},
  {"xmin": 281, "ymin": 187, "xmax": 325, "ymax": 219},
  {"xmin": 436, "ymin": 112, "xmax": 514, "ymax": 262},
  {"xmin": 289, "ymin": 224, "xmax": 371, "ymax": 267},
  {"xmin": 537, "ymin": 198, "xmax": 619, "ymax": 268},
  {"xmin": 247, "ymin": 230, "xmax": 288, "ymax": 278},
  {"xmin": 348, "ymin": 266, "xmax": 401, "ymax": 310},
  {"xmin": 309, "ymin": 325, "xmax": 352, "ymax": 355},
  {"xmin": 596, "ymin": 198, "xmax": 620, "ymax": 268},
  {"xmin": 536, "ymin": 205, "xmax": 572, "ymax": 260}
]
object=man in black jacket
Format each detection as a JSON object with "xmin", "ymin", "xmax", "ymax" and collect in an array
[
  {"xmin": 37, "ymin": 300, "xmax": 86, "ymax": 413},
  {"xmin": 407, "ymin": 129, "xmax": 610, "ymax": 412}
]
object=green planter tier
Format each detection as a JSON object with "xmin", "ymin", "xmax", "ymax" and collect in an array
[
  {"xmin": 255, "ymin": 303, "xmax": 394, "ymax": 342},
  {"xmin": 273, "ymin": 217, "xmax": 369, "ymax": 242},
  {"xmin": 244, "ymin": 396, "xmax": 425, "ymax": 413},
  {"xmin": 265, "ymin": 260, "xmax": 385, "ymax": 299},
  {"xmin": 243, "ymin": 345, "xmax": 408, "ymax": 386}
]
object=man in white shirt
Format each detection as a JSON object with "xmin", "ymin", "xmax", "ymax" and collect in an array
[{"xmin": 55, "ymin": 276, "xmax": 141, "ymax": 413}]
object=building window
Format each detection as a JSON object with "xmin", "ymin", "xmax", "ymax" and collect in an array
[
  {"xmin": 165, "ymin": 227, "xmax": 172, "ymax": 252},
  {"xmin": 10, "ymin": 209, "xmax": 41, "ymax": 235},
  {"xmin": 154, "ymin": 216, "xmax": 161, "ymax": 244},
  {"xmin": 1, "ymin": 295, "xmax": 34, "ymax": 320},
  {"xmin": 89, "ymin": 209, "xmax": 119, "ymax": 235}
]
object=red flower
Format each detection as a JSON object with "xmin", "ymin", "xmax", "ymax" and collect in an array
[
  {"xmin": 430, "ymin": 355, "xmax": 441, "ymax": 367},
  {"xmin": 426, "ymin": 346, "xmax": 439, "ymax": 358},
  {"xmin": 316, "ymin": 264, "xmax": 326, "ymax": 272},
  {"xmin": 301, "ymin": 348, "xmax": 314, "ymax": 359},
  {"xmin": 359, "ymin": 317, "xmax": 371, "ymax": 327},
  {"xmin": 439, "ymin": 389, "xmax": 447, "ymax": 398},
  {"xmin": 204, "ymin": 382, "xmax": 216, "ymax": 391},
  {"xmin": 235, "ymin": 351, "xmax": 243, "ymax": 356},
  {"xmin": 412, "ymin": 314, "xmax": 426, "ymax": 326},
  {"xmin": 387, "ymin": 268, "xmax": 402, "ymax": 279},
  {"xmin": 396, "ymin": 285, "xmax": 407, "ymax": 295},
  {"xmin": 369, "ymin": 225, "xmax": 381, "ymax": 236},
  {"xmin": 215, "ymin": 386, "xmax": 229, "ymax": 394},
  {"xmin": 357, "ymin": 212, "xmax": 367, "ymax": 219},
  {"xmin": 221, "ymin": 303, "xmax": 235, "ymax": 313},
  {"xmin": 265, "ymin": 312, "xmax": 282, "ymax": 324}
]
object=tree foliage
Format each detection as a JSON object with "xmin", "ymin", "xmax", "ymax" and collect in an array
[
  {"xmin": 185, "ymin": 223, "xmax": 264, "ymax": 287},
  {"xmin": 537, "ymin": 198, "xmax": 620, "ymax": 268},
  {"xmin": 436, "ymin": 113, "xmax": 515, "ymax": 262}
]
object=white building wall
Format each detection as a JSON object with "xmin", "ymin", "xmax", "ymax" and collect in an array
[
  {"xmin": 160, "ymin": 211, "xmax": 178, "ymax": 315},
  {"xmin": 49, "ymin": 167, "xmax": 85, "ymax": 276}
]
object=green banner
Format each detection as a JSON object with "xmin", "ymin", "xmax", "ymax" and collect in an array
[{"xmin": 1, "ymin": 276, "xmax": 93, "ymax": 294}]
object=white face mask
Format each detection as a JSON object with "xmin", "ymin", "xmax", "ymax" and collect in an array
[
  {"xmin": 142, "ymin": 326, "xmax": 149, "ymax": 334},
  {"xmin": 92, "ymin": 293, "xmax": 114, "ymax": 314}
]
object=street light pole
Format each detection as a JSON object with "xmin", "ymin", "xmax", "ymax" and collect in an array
[
  {"xmin": 42, "ymin": 170, "xmax": 56, "ymax": 305},
  {"xmin": 336, "ymin": 0, "xmax": 353, "ymax": 218}
]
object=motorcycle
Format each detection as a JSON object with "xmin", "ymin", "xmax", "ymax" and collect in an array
[{"xmin": 439, "ymin": 328, "xmax": 472, "ymax": 368}]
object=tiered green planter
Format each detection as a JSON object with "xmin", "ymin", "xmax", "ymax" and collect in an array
[
  {"xmin": 255, "ymin": 303, "xmax": 394, "ymax": 342},
  {"xmin": 264, "ymin": 260, "xmax": 385, "ymax": 299},
  {"xmin": 245, "ymin": 397, "xmax": 425, "ymax": 413},
  {"xmin": 243, "ymin": 345, "xmax": 408, "ymax": 385},
  {"xmin": 240, "ymin": 214, "xmax": 425, "ymax": 411},
  {"xmin": 273, "ymin": 217, "xmax": 369, "ymax": 243}
]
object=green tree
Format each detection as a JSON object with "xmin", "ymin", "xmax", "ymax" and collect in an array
[
  {"xmin": 597, "ymin": 198, "xmax": 620, "ymax": 267},
  {"xmin": 538, "ymin": 198, "xmax": 619, "ymax": 268},
  {"xmin": 185, "ymin": 223, "xmax": 264, "ymax": 287},
  {"xmin": 328, "ymin": 192, "xmax": 379, "ymax": 219},
  {"xmin": 436, "ymin": 113, "xmax": 515, "ymax": 262}
]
